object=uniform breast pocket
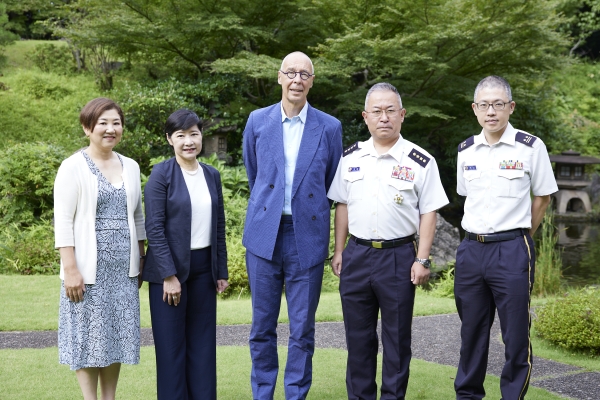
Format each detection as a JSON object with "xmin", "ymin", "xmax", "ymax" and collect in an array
[
  {"xmin": 344, "ymin": 171, "xmax": 365, "ymax": 201},
  {"xmin": 463, "ymin": 170, "xmax": 483, "ymax": 191},
  {"xmin": 494, "ymin": 169, "xmax": 525, "ymax": 198},
  {"xmin": 386, "ymin": 179, "xmax": 415, "ymax": 205}
]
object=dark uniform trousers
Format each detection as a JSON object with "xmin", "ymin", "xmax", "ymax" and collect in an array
[
  {"xmin": 454, "ymin": 234, "xmax": 535, "ymax": 400},
  {"xmin": 340, "ymin": 238, "xmax": 417, "ymax": 400}
]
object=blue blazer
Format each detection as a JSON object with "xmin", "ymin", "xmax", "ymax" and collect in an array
[
  {"xmin": 242, "ymin": 102, "xmax": 343, "ymax": 269},
  {"xmin": 143, "ymin": 158, "xmax": 228, "ymax": 285}
]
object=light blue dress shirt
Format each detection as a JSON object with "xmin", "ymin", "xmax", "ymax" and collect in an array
[{"xmin": 281, "ymin": 102, "xmax": 308, "ymax": 215}]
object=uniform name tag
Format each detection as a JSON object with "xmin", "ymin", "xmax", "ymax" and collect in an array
[
  {"xmin": 464, "ymin": 165, "xmax": 477, "ymax": 171},
  {"xmin": 392, "ymin": 165, "xmax": 415, "ymax": 182},
  {"xmin": 348, "ymin": 167, "xmax": 360, "ymax": 172},
  {"xmin": 499, "ymin": 160, "xmax": 523, "ymax": 170}
]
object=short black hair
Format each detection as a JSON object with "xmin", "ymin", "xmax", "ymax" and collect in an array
[{"xmin": 165, "ymin": 109, "xmax": 202, "ymax": 138}]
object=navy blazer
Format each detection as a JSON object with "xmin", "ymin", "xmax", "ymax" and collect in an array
[
  {"xmin": 242, "ymin": 102, "xmax": 343, "ymax": 269},
  {"xmin": 143, "ymin": 158, "xmax": 228, "ymax": 285}
]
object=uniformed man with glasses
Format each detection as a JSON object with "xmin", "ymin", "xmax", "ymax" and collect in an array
[
  {"xmin": 242, "ymin": 51, "xmax": 343, "ymax": 400},
  {"xmin": 454, "ymin": 75, "xmax": 558, "ymax": 400},
  {"xmin": 328, "ymin": 82, "xmax": 449, "ymax": 399}
]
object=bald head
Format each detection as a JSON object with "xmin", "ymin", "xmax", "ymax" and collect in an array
[{"xmin": 280, "ymin": 52, "xmax": 314, "ymax": 74}]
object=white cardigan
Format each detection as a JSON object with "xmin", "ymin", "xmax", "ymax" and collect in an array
[{"xmin": 54, "ymin": 151, "xmax": 147, "ymax": 284}]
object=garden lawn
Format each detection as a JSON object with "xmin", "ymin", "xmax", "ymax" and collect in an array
[
  {"xmin": 0, "ymin": 275, "xmax": 457, "ymax": 331},
  {"xmin": 0, "ymin": 346, "xmax": 564, "ymax": 400}
]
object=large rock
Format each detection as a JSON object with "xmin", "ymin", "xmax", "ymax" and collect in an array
[{"xmin": 427, "ymin": 213, "xmax": 461, "ymax": 267}]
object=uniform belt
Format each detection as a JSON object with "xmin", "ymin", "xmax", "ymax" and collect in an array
[
  {"xmin": 351, "ymin": 234, "xmax": 415, "ymax": 249},
  {"xmin": 465, "ymin": 228, "xmax": 528, "ymax": 243}
]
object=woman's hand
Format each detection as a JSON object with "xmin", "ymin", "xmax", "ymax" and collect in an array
[
  {"xmin": 216, "ymin": 279, "xmax": 229, "ymax": 294},
  {"xmin": 163, "ymin": 275, "xmax": 181, "ymax": 306},
  {"xmin": 64, "ymin": 267, "xmax": 86, "ymax": 303}
]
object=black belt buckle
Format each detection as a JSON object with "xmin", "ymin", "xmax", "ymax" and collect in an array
[
  {"xmin": 476, "ymin": 234, "xmax": 485, "ymax": 243},
  {"xmin": 372, "ymin": 241, "xmax": 383, "ymax": 249}
]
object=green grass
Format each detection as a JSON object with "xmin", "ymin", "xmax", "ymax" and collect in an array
[
  {"xmin": 531, "ymin": 326, "xmax": 600, "ymax": 372},
  {"xmin": 0, "ymin": 346, "xmax": 563, "ymax": 400},
  {"xmin": 0, "ymin": 276, "xmax": 457, "ymax": 331}
]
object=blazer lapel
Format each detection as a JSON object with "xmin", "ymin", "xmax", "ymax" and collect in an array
[
  {"xmin": 265, "ymin": 104, "xmax": 285, "ymax": 185},
  {"xmin": 292, "ymin": 105, "xmax": 322, "ymax": 197}
]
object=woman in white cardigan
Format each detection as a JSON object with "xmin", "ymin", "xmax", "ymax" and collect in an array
[{"xmin": 54, "ymin": 98, "xmax": 146, "ymax": 400}]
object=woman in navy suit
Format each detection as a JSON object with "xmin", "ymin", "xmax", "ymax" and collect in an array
[{"xmin": 143, "ymin": 109, "xmax": 228, "ymax": 399}]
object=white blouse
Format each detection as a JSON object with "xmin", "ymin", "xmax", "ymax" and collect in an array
[{"xmin": 181, "ymin": 164, "xmax": 212, "ymax": 249}]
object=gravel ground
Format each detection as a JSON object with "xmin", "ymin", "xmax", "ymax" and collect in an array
[{"xmin": 2, "ymin": 313, "xmax": 599, "ymax": 399}]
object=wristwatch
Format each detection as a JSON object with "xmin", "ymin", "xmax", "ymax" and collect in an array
[{"xmin": 414, "ymin": 257, "xmax": 431, "ymax": 268}]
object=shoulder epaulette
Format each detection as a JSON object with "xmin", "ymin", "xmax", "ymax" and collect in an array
[
  {"xmin": 458, "ymin": 136, "xmax": 475, "ymax": 152},
  {"xmin": 515, "ymin": 131, "xmax": 537, "ymax": 147},
  {"xmin": 408, "ymin": 148, "xmax": 430, "ymax": 168},
  {"xmin": 343, "ymin": 142, "xmax": 360, "ymax": 157}
]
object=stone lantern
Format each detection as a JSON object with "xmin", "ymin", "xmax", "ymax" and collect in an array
[{"xmin": 549, "ymin": 150, "xmax": 600, "ymax": 214}]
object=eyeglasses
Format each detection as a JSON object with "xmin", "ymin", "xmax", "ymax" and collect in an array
[
  {"xmin": 365, "ymin": 109, "xmax": 400, "ymax": 118},
  {"xmin": 279, "ymin": 70, "xmax": 314, "ymax": 80},
  {"xmin": 474, "ymin": 101, "xmax": 512, "ymax": 111}
]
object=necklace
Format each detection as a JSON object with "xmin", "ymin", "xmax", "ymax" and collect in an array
[{"xmin": 182, "ymin": 164, "xmax": 199, "ymax": 175}]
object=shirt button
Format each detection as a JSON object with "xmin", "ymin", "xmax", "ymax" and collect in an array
[
  {"xmin": 312, "ymin": 216, "xmax": 316, "ymax": 220},
  {"xmin": 270, "ymin": 184, "xmax": 274, "ymax": 189},
  {"xmin": 309, "ymin": 193, "xmax": 313, "ymax": 198}
]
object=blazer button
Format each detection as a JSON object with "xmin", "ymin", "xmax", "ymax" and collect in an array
[
  {"xmin": 309, "ymin": 193, "xmax": 313, "ymax": 198},
  {"xmin": 312, "ymin": 215, "xmax": 316, "ymax": 220},
  {"xmin": 270, "ymin": 184, "xmax": 274, "ymax": 189}
]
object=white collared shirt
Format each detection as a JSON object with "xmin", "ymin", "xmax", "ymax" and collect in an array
[
  {"xmin": 281, "ymin": 102, "xmax": 308, "ymax": 215},
  {"xmin": 457, "ymin": 122, "xmax": 558, "ymax": 233},
  {"xmin": 327, "ymin": 136, "xmax": 449, "ymax": 240}
]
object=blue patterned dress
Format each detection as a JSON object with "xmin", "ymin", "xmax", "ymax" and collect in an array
[{"xmin": 58, "ymin": 152, "xmax": 140, "ymax": 370}]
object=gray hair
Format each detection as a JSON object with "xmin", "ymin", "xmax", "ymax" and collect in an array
[
  {"xmin": 473, "ymin": 76, "xmax": 512, "ymax": 102},
  {"xmin": 280, "ymin": 51, "xmax": 314, "ymax": 74},
  {"xmin": 364, "ymin": 82, "xmax": 403, "ymax": 110}
]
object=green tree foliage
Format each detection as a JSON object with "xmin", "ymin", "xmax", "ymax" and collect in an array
[
  {"xmin": 115, "ymin": 77, "xmax": 255, "ymax": 172},
  {"xmin": 0, "ymin": 142, "xmax": 69, "ymax": 226},
  {"xmin": 3, "ymin": 0, "xmax": 70, "ymax": 39},
  {"xmin": 0, "ymin": 2, "xmax": 18, "ymax": 67},
  {"xmin": 542, "ymin": 61, "xmax": 600, "ymax": 155}
]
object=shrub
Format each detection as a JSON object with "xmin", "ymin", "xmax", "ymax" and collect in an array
[
  {"xmin": 429, "ymin": 265, "xmax": 455, "ymax": 298},
  {"xmin": 0, "ymin": 142, "xmax": 69, "ymax": 225},
  {"xmin": 115, "ymin": 77, "xmax": 248, "ymax": 174},
  {"xmin": 0, "ymin": 220, "xmax": 59, "ymax": 275},
  {"xmin": 535, "ymin": 287, "xmax": 600, "ymax": 354},
  {"xmin": 16, "ymin": 72, "xmax": 72, "ymax": 100},
  {"xmin": 26, "ymin": 43, "xmax": 76, "ymax": 75}
]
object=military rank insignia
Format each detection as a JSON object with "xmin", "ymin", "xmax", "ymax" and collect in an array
[
  {"xmin": 392, "ymin": 165, "xmax": 415, "ymax": 182},
  {"xmin": 499, "ymin": 160, "xmax": 523, "ymax": 170}
]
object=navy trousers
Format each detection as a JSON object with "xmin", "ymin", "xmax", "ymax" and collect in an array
[
  {"xmin": 246, "ymin": 215, "xmax": 324, "ymax": 400},
  {"xmin": 454, "ymin": 234, "xmax": 535, "ymax": 400},
  {"xmin": 340, "ymin": 239, "xmax": 416, "ymax": 400},
  {"xmin": 149, "ymin": 247, "xmax": 216, "ymax": 400}
]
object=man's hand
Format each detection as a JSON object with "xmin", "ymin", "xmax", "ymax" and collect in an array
[
  {"xmin": 411, "ymin": 262, "xmax": 430, "ymax": 286},
  {"xmin": 331, "ymin": 251, "xmax": 343, "ymax": 277}
]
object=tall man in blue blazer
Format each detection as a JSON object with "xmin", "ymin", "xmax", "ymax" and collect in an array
[{"xmin": 243, "ymin": 51, "xmax": 343, "ymax": 400}]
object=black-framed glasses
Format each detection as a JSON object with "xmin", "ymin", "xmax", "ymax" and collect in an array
[
  {"xmin": 365, "ymin": 109, "xmax": 400, "ymax": 118},
  {"xmin": 474, "ymin": 101, "xmax": 512, "ymax": 111},
  {"xmin": 279, "ymin": 70, "xmax": 314, "ymax": 80}
]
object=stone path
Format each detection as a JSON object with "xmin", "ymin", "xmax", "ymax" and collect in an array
[{"xmin": 2, "ymin": 313, "xmax": 599, "ymax": 399}]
